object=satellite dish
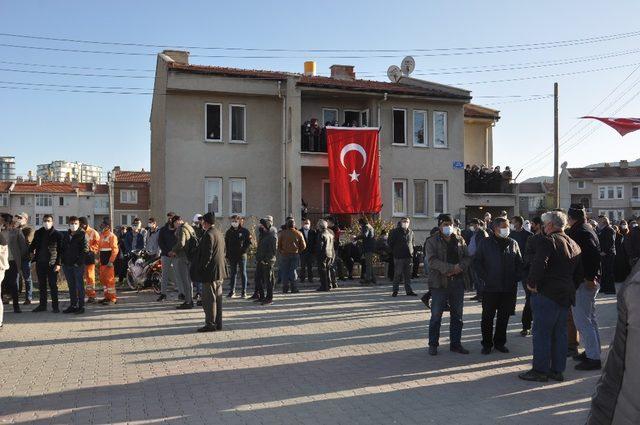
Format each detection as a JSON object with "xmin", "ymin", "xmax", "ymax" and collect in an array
[
  {"xmin": 401, "ymin": 56, "xmax": 415, "ymax": 76},
  {"xmin": 387, "ymin": 65, "xmax": 402, "ymax": 83}
]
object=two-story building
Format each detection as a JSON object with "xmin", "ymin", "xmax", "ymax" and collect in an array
[
  {"xmin": 560, "ymin": 160, "xmax": 640, "ymax": 221},
  {"xmin": 112, "ymin": 168, "xmax": 151, "ymax": 227}
]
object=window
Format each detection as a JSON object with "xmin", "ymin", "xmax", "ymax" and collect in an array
[
  {"xmin": 94, "ymin": 198, "xmax": 109, "ymax": 209},
  {"xmin": 204, "ymin": 178, "xmax": 222, "ymax": 216},
  {"xmin": 121, "ymin": 214, "xmax": 137, "ymax": 226},
  {"xmin": 205, "ymin": 103, "xmax": 222, "ymax": 141},
  {"xmin": 413, "ymin": 110, "xmax": 427, "ymax": 146},
  {"xmin": 434, "ymin": 181, "xmax": 448, "ymax": 214},
  {"xmin": 598, "ymin": 185, "xmax": 623, "ymax": 199},
  {"xmin": 230, "ymin": 105, "xmax": 246, "ymax": 142},
  {"xmin": 433, "ymin": 111, "xmax": 448, "ymax": 148},
  {"xmin": 577, "ymin": 181, "xmax": 585, "ymax": 189},
  {"xmin": 35, "ymin": 195, "xmax": 52, "ymax": 207},
  {"xmin": 360, "ymin": 110, "xmax": 369, "ymax": 127},
  {"xmin": 19, "ymin": 196, "xmax": 25, "ymax": 206},
  {"xmin": 35, "ymin": 214, "xmax": 42, "ymax": 226},
  {"xmin": 599, "ymin": 210, "xmax": 624, "ymax": 222},
  {"xmin": 392, "ymin": 179, "xmax": 407, "ymax": 216},
  {"xmin": 413, "ymin": 180, "xmax": 427, "ymax": 216},
  {"xmin": 59, "ymin": 196, "xmax": 66, "ymax": 206},
  {"xmin": 229, "ymin": 178, "xmax": 246, "ymax": 216},
  {"xmin": 58, "ymin": 216, "xmax": 70, "ymax": 226},
  {"xmin": 344, "ymin": 110, "xmax": 360, "ymax": 126},
  {"xmin": 0, "ymin": 194, "xmax": 7, "ymax": 207},
  {"xmin": 322, "ymin": 108, "xmax": 338, "ymax": 126},
  {"xmin": 120, "ymin": 189, "xmax": 138, "ymax": 204},
  {"xmin": 393, "ymin": 109, "xmax": 407, "ymax": 145},
  {"xmin": 633, "ymin": 186, "xmax": 640, "ymax": 200},
  {"xmin": 322, "ymin": 180, "xmax": 331, "ymax": 214}
]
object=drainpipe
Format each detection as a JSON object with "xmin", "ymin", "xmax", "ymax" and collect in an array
[
  {"xmin": 376, "ymin": 93, "xmax": 388, "ymax": 219},
  {"xmin": 278, "ymin": 81, "xmax": 287, "ymax": 223}
]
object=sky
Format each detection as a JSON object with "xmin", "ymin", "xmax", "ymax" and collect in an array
[{"xmin": 1, "ymin": 0, "xmax": 640, "ymax": 181}]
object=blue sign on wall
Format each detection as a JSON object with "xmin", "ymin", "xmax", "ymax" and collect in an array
[{"xmin": 452, "ymin": 161, "xmax": 464, "ymax": 169}]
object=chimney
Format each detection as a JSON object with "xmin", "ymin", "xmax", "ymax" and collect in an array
[
  {"xmin": 330, "ymin": 65, "xmax": 356, "ymax": 80},
  {"xmin": 37, "ymin": 176, "xmax": 42, "ymax": 186},
  {"xmin": 620, "ymin": 159, "xmax": 629, "ymax": 168},
  {"xmin": 304, "ymin": 61, "xmax": 316, "ymax": 76},
  {"xmin": 162, "ymin": 50, "xmax": 190, "ymax": 65}
]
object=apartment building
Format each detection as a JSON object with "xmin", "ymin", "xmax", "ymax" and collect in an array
[
  {"xmin": 112, "ymin": 167, "xmax": 151, "ymax": 227},
  {"xmin": 37, "ymin": 160, "xmax": 104, "ymax": 183},
  {"xmin": 0, "ymin": 156, "xmax": 16, "ymax": 181}
]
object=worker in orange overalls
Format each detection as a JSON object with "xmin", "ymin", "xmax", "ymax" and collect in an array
[
  {"xmin": 79, "ymin": 217, "xmax": 100, "ymax": 303},
  {"xmin": 98, "ymin": 218, "xmax": 119, "ymax": 305}
]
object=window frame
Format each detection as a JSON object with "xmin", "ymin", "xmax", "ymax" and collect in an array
[
  {"xmin": 204, "ymin": 102, "xmax": 223, "ymax": 143},
  {"xmin": 434, "ymin": 180, "xmax": 448, "ymax": 215},
  {"xmin": 412, "ymin": 110, "xmax": 428, "ymax": 147},
  {"xmin": 598, "ymin": 185, "xmax": 624, "ymax": 199},
  {"xmin": 229, "ymin": 177, "xmax": 247, "ymax": 217},
  {"xmin": 0, "ymin": 193, "xmax": 8, "ymax": 207},
  {"xmin": 35, "ymin": 194, "xmax": 52, "ymax": 207},
  {"xmin": 360, "ymin": 109, "xmax": 369, "ymax": 127},
  {"xmin": 204, "ymin": 177, "xmax": 223, "ymax": 217},
  {"xmin": 229, "ymin": 104, "xmax": 247, "ymax": 143},
  {"xmin": 632, "ymin": 185, "xmax": 640, "ymax": 200},
  {"xmin": 433, "ymin": 110, "xmax": 448, "ymax": 149},
  {"xmin": 120, "ymin": 189, "xmax": 138, "ymax": 204},
  {"xmin": 413, "ymin": 179, "xmax": 428, "ymax": 217},
  {"xmin": 392, "ymin": 179, "xmax": 408, "ymax": 217},
  {"xmin": 577, "ymin": 181, "xmax": 585, "ymax": 190},
  {"xmin": 322, "ymin": 108, "xmax": 338, "ymax": 126},
  {"xmin": 392, "ymin": 108, "xmax": 407, "ymax": 146}
]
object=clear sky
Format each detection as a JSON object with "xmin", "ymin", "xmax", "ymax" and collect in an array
[{"xmin": 2, "ymin": 0, "xmax": 640, "ymax": 181}]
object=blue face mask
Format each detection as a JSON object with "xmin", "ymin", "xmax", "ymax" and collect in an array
[{"xmin": 442, "ymin": 226, "xmax": 453, "ymax": 236}]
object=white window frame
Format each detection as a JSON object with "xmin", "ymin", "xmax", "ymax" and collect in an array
[
  {"xmin": 0, "ymin": 193, "xmax": 8, "ymax": 207},
  {"xmin": 35, "ymin": 194, "xmax": 52, "ymax": 207},
  {"xmin": 19, "ymin": 196, "xmax": 25, "ymax": 206},
  {"xmin": 229, "ymin": 104, "xmax": 247, "ymax": 143},
  {"xmin": 392, "ymin": 179, "xmax": 408, "ymax": 217},
  {"xmin": 577, "ymin": 181, "xmax": 585, "ymax": 189},
  {"xmin": 321, "ymin": 179, "xmax": 331, "ymax": 214},
  {"xmin": 434, "ymin": 180, "xmax": 448, "ymax": 215},
  {"xmin": 121, "ymin": 214, "xmax": 137, "ymax": 226},
  {"xmin": 598, "ymin": 185, "xmax": 624, "ymax": 199},
  {"xmin": 120, "ymin": 189, "xmax": 138, "ymax": 204},
  {"xmin": 392, "ymin": 108, "xmax": 407, "ymax": 146},
  {"xmin": 413, "ymin": 179, "xmax": 428, "ymax": 217},
  {"xmin": 632, "ymin": 185, "xmax": 640, "ymax": 200},
  {"xmin": 204, "ymin": 102, "xmax": 223, "ymax": 142},
  {"xmin": 413, "ymin": 110, "xmax": 428, "ymax": 147},
  {"xmin": 433, "ymin": 111, "xmax": 448, "ymax": 148},
  {"xmin": 204, "ymin": 177, "xmax": 222, "ymax": 217},
  {"xmin": 229, "ymin": 178, "xmax": 246, "ymax": 216},
  {"xmin": 35, "ymin": 214, "xmax": 42, "ymax": 226},
  {"xmin": 322, "ymin": 108, "xmax": 338, "ymax": 126},
  {"xmin": 360, "ymin": 109, "xmax": 369, "ymax": 127}
]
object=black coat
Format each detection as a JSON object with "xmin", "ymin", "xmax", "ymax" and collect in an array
[
  {"xmin": 61, "ymin": 230, "xmax": 89, "ymax": 267},
  {"xmin": 473, "ymin": 234, "xmax": 524, "ymax": 293},
  {"xmin": 191, "ymin": 227, "xmax": 228, "ymax": 283},
  {"xmin": 224, "ymin": 226, "xmax": 252, "ymax": 261},
  {"xmin": 158, "ymin": 224, "xmax": 176, "ymax": 255},
  {"xmin": 30, "ymin": 227, "xmax": 62, "ymax": 266},
  {"xmin": 300, "ymin": 228, "xmax": 317, "ymax": 255},
  {"xmin": 387, "ymin": 225, "xmax": 414, "ymax": 259},
  {"xmin": 567, "ymin": 221, "xmax": 601, "ymax": 282},
  {"xmin": 598, "ymin": 225, "xmax": 616, "ymax": 256}
]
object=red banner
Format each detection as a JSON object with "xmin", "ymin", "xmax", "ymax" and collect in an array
[
  {"xmin": 326, "ymin": 127, "xmax": 382, "ymax": 214},
  {"xmin": 581, "ymin": 116, "xmax": 640, "ymax": 136}
]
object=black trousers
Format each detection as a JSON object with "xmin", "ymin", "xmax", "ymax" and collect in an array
[
  {"xmin": 35, "ymin": 262, "xmax": 59, "ymax": 307},
  {"xmin": 600, "ymin": 254, "xmax": 616, "ymax": 294},
  {"xmin": 522, "ymin": 285, "xmax": 533, "ymax": 331},
  {"xmin": 299, "ymin": 252, "xmax": 314, "ymax": 282},
  {"xmin": 481, "ymin": 291, "xmax": 516, "ymax": 348},
  {"xmin": 255, "ymin": 261, "xmax": 275, "ymax": 300},
  {"xmin": 318, "ymin": 258, "xmax": 334, "ymax": 291},
  {"xmin": 3, "ymin": 261, "xmax": 20, "ymax": 308},
  {"xmin": 202, "ymin": 280, "xmax": 222, "ymax": 329}
]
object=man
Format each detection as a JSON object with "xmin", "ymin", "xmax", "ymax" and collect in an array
[
  {"xmin": 624, "ymin": 219, "xmax": 640, "ymax": 267},
  {"xmin": 124, "ymin": 218, "xmax": 147, "ymax": 254},
  {"xmin": 519, "ymin": 211, "xmax": 582, "ymax": 382},
  {"xmin": 473, "ymin": 217, "xmax": 523, "ymax": 354},
  {"xmin": 461, "ymin": 220, "xmax": 477, "ymax": 245},
  {"xmin": 598, "ymin": 215, "xmax": 616, "ymax": 295},
  {"xmin": 521, "ymin": 216, "xmax": 544, "ymax": 336},
  {"xmin": 145, "ymin": 218, "xmax": 161, "ymax": 258},
  {"xmin": 60, "ymin": 216, "xmax": 89, "ymax": 314},
  {"xmin": 97, "ymin": 218, "xmax": 119, "ymax": 305},
  {"xmin": 15, "ymin": 212, "xmax": 34, "ymax": 305},
  {"xmin": 157, "ymin": 212, "xmax": 177, "ymax": 302},
  {"xmin": 567, "ymin": 204, "xmax": 603, "ymax": 371},
  {"xmin": 299, "ymin": 219, "xmax": 316, "ymax": 284},
  {"xmin": 277, "ymin": 217, "xmax": 306, "ymax": 294},
  {"xmin": 483, "ymin": 212, "xmax": 492, "ymax": 229},
  {"xmin": 425, "ymin": 214, "xmax": 473, "ymax": 355},
  {"xmin": 190, "ymin": 212, "xmax": 227, "ymax": 332},
  {"xmin": 509, "ymin": 216, "xmax": 532, "ymax": 254},
  {"xmin": 327, "ymin": 217, "xmax": 344, "ymax": 284},
  {"xmin": 468, "ymin": 219, "xmax": 489, "ymax": 302},
  {"xmin": 169, "ymin": 215, "xmax": 196, "ymax": 309},
  {"xmin": 358, "ymin": 217, "xmax": 376, "ymax": 285},
  {"xmin": 190, "ymin": 214, "xmax": 204, "ymax": 304},
  {"xmin": 30, "ymin": 214, "xmax": 62, "ymax": 312},
  {"xmin": 254, "ymin": 217, "xmax": 277, "ymax": 304},
  {"xmin": 0, "ymin": 230, "xmax": 7, "ymax": 328},
  {"xmin": 315, "ymin": 219, "xmax": 335, "ymax": 292},
  {"xmin": 224, "ymin": 215, "xmax": 252, "ymax": 298},
  {"xmin": 79, "ymin": 217, "xmax": 100, "ymax": 304},
  {"xmin": 1, "ymin": 214, "xmax": 27, "ymax": 313},
  {"xmin": 387, "ymin": 217, "xmax": 418, "ymax": 297}
]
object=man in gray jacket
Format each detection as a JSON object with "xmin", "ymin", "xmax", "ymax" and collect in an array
[
  {"xmin": 253, "ymin": 217, "xmax": 277, "ymax": 305},
  {"xmin": 315, "ymin": 219, "xmax": 335, "ymax": 292},
  {"xmin": 169, "ymin": 215, "xmax": 196, "ymax": 310}
]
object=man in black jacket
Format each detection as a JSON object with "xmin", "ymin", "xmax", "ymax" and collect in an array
[
  {"xmin": 253, "ymin": 217, "xmax": 277, "ymax": 304},
  {"xmin": 473, "ymin": 217, "xmax": 523, "ymax": 354},
  {"xmin": 192, "ymin": 212, "xmax": 227, "ymax": 332},
  {"xmin": 157, "ymin": 212, "xmax": 177, "ymax": 302},
  {"xmin": 299, "ymin": 218, "xmax": 316, "ymax": 284},
  {"xmin": 60, "ymin": 216, "xmax": 89, "ymax": 314},
  {"xmin": 521, "ymin": 216, "xmax": 544, "ymax": 336},
  {"xmin": 597, "ymin": 215, "xmax": 616, "ymax": 295},
  {"xmin": 387, "ymin": 218, "xmax": 418, "ymax": 297},
  {"xmin": 568, "ymin": 205, "xmax": 604, "ymax": 371},
  {"xmin": 224, "ymin": 215, "xmax": 252, "ymax": 298},
  {"xmin": 30, "ymin": 214, "xmax": 62, "ymax": 312},
  {"xmin": 315, "ymin": 219, "xmax": 336, "ymax": 292}
]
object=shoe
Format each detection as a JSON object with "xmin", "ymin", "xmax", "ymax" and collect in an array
[
  {"xmin": 567, "ymin": 348, "xmax": 579, "ymax": 358},
  {"xmin": 575, "ymin": 359, "xmax": 602, "ymax": 371},
  {"xmin": 176, "ymin": 302, "xmax": 194, "ymax": 310},
  {"xmin": 100, "ymin": 299, "xmax": 116, "ymax": 305},
  {"xmin": 52, "ymin": 306, "xmax": 60, "ymax": 313},
  {"xmin": 248, "ymin": 293, "xmax": 259, "ymax": 300},
  {"xmin": 331, "ymin": 283, "xmax": 339, "ymax": 289},
  {"xmin": 240, "ymin": 293, "xmax": 246, "ymax": 299},
  {"xmin": 86, "ymin": 297, "xmax": 96, "ymax": 304},
  {"xmin": 13, "ymin": 306, "xmax": 22, "ymax": 313},
  {"xmin": 253, "ymin": 298, "xmax": 264, "ymax": 303},
  {"xmin": 470, "ymin": 295, "xmax": 480, "ymax": 301},
  {"xmin": 197, "ymin": 326, "xmax": 216, "ymax": 333},
  {"xmin": 291, "ymin": 289, "xmax": 300, "ymax": 294},
  {"xmin": 519, "ymin": 369, "xmax": 549, "ymax": 382},
  {"xmin": 547, "ymin": 371, "xmax": 564, "ymax": 382},
  {"xmin": 23, "ymin": 299, "xmax": 31, "ymax": 306},
  {"xmin": 494, "ymin": 345, "xmax": 509, "ymax": 353},
  {"xmin": 406, "ymin": 292, "xmax": 418, "ymax": 297},
  {"xmin": 63, "ymin": 306, "xmax": 77, "ymax": 314},
  {"xmin": 32, "ymin": 305, "xmax": 47, "ymax": 312},
  {"xmin": 443, "ymin": 303, "xmax": 450, "ymax": 312},
  {"xmin": 282, "ymin": 289, "xmax": 289, "ymax": 294},
  {"xmin": 520, "ymin": 329, "xmax": 530, "ymax": 337},
  {"xmin": 261, "ymin": 298, "xmax": 273, "ymax": 305},
  {"xmin": 156, "ymin": 294, "xmax": 167, "ymax": 302},
  {"xmin": 226, "ymin": 292, "xmax": 235, "ymax": 298},
  {"xmin": 392, "ymin": 291, "xmax": 398, "ymax": 297},
  {"xmin": 573, "ymin": 351, "xmax": 587, "ymax": 362},
  {"xmin": 450, "ymin": 345, "xmax": 470, "ymax": 354},
  {"xmin": 428, "ymin": 346, "xmax": 438, "ymax": 356},
  {"xmin": 196, "ymin": 300, "xmax": 202, "ymax": 306},
  {"xmin": 178, "ymin": 294, "xmax": 185, "ymax": 301},
  {"xmin": 421, "ymin": 293, "xmax": 431, "ymax": 308},
  {"xmin": 74, "ymin": 307, "xmax": 85, "ymax": 315},
  {"xmin": 481, "ymin": 346, "xmax": 491, "ymax": 355}
]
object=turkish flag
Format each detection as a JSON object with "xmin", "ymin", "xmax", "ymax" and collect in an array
[
  {"xmin": 326, "ymin": 127, "xmax": 382, "ymax": 214},
  {"xmin": 581, "ymin": 116, "xmax": 640, "ymax": 136}
]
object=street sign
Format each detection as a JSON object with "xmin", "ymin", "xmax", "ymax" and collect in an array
[{"xmin": 453, "ymin": 161, "xmax": 464, "ymax": 169}]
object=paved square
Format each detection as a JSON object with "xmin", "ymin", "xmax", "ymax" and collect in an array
[{"xmin": 0, "ymin": 281, "xmax": 616, "ymax": 424}]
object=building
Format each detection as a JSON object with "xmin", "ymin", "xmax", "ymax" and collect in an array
[
  {"xmin": 0, "ymin": 180, "xmax": 109, "ymax": 229},
  {"xmin": 112, "ymin": 167, "xmax": 151, "ymax": 227},
  {"xmin": 37, "ymin": 160, "xmax": 104, "ymax": 183},
  {"xmin": 517, "ymin": 182, "xmax": 555, "ymax": 219},
  {"xmin": 0, "ymin": 156, "xmax": 16, "ymax": 181},
  {"xmin": 150, "ymin": 51, "xmax": 508, "ymax": 238},
  {"xmin": 560, "ymin": 160, "xmax": 640, "ymax": 222}
]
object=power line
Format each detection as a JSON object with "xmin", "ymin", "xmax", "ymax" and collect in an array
[
  {"xmin": 0, "ymin": 60, "xmax": 154, "ymax": 72},
  {"xmin": 0, "ymin": 67, "xmax": 152, "ymax": 78}
]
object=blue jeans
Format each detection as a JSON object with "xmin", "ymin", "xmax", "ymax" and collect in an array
[
  {"xmin": 280, "ymin": 254, "xmax": 300, "ymax": 291},
  {"xmin": 531, "ymin": 293, "xmax": 568, "ymax": 374},
  {"xmin": 428, "ymin": 277, "xmax": 465, "ymax": 347},
  {"xmin": 228, "ymin": 255, "xmax": 248, "ymax": 295},
  {"xmin": 572, "ymin": 282, "xmax": 601, "ymax": 360},
  {"xmin": 63, "ymin": 265, "xmax": 85, "ymax": 308},
  {"xmin": 21, "ymin": 258, "xmax": 33, "ymax": 301}
]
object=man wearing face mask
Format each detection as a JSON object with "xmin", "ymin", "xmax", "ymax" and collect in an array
[
  {"xmin": 60, "ymin": 216, "xmax": 89, "ymax": 314},
  {"xmin": 521, "ymin": 216, "xmax": 544, "ymax": 336},
  {"xmin": 315, "ymin": 219, "xmax": 336, "ymax": 292},
  {"xmin": 473, "ymin": 217, "xmax": 524, "ymax": 354},
  {"xmin": 124, "ymin": 218, "xmax": 147, "ymax": 254},
  {"xmin": 1, "ymin": 214, "xmax": 28, "ymax": 314},
  {"xmin": 424, "ymin": 214, "xmax": 473, "ymax": 355},
  {"xmin": 277, "ymin": 217, "xmax": 306, "ymax": 294},
  {"xmin": 298, "ymin": 219, "xmax": 316, "ymax": 284},
  {"xmin": 597, "ymin": 216, "xmax": 616, "ymax": 295},
  {"xmin": 509, "ymin": 216, "xmax": 532, "ymax": 254},
  {"xmin": 224, "ymin": 215, "xmax": 252, "ymax": 298},
  {"xmin": 623, "ymin": 219, "xmax": 640, "ymax": 267},
  {"xmin": 468, "ymin": 219, "xmax": 489, "ymax": 302},
  {"xmin": 387, "ymin": 218, "xmax": 417, "ymax": 297},
  {"xmin": 253, "ymin": 217, "xmax": 278, "ymax": 304},
  {"xmin": 97, "ymin": 218, "xmax": 119, "ymax": 305},
  {"xmin": 79, "ymin": 217, "xmax": 100, "ymax": 304},
  {"xmin": 30, "ymin": 214, "xmax": 62, "ymax": 312},
  {"xmin": 14, "ymin": 213, "xmax": 34, "ymax": 305},
  {"xmin": 157, "ymin": 212, "xmax": 177, "ymax": 302}
]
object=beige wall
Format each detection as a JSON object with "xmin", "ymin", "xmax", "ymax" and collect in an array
[
  {"xmin": 464, "ymin": 120, "xmax": 492, "ymax": 167},
  {"xmin": 301, "ymin": 166, "xmax": 329, "ymax": 214}
]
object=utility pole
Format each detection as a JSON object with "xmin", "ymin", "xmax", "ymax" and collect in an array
[{"xmin": 553, "ymin": 82, "xmax": 560, "ymax": 208}]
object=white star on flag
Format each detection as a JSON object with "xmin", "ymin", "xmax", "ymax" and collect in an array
[{"xmin": 349, "ymin": 170, "xmax": 360, "ymax": 182}]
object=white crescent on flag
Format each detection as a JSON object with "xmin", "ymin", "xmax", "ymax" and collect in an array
[{"xmin": 339, "ymin": 143, "xmax": 368, "ymax": 169}]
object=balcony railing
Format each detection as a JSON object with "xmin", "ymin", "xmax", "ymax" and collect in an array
[{"xmin": 301, "ymin": 125, "xmax": 327, "ymax": 153}]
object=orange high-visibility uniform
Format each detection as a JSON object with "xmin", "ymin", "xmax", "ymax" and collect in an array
[
  {"xmin": 98, "ymin": 229, "xmax": 119, "ymax": 301},
  {"xmin": 84, "ymin": 225, "xmax": 100, "ymax": 298}
]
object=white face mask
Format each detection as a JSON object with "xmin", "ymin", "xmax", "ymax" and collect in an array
[
  {"xmin": 231, "ymin": 222, "xmax": 239, "ymax": 228},
  {"xmin": 442, "ymin": 225, "xmax": 453, "ymax": 236},
  {"xmin": 43, "ymin": 221, "xmax": 53, "ymax": 230},
  {"xmin": 509, "ymin": 224, "xmax": 516, "ymax": 231},
  {"xmin": 469, "ymin": 225, "xmax": 477, "ymax": 232},
  {"xmin": 621, "ymin": 224, "xmax": 628, "ymax": 230},
  {"xmin": 631, "ymin": 223, "xmax": 638, "ymax": 228},
  {"xmin": 401, "ymin": 222, "xmax": 409, "ymax": 229},
  {"xmin": 499, "ymin": 228, "xmax": 510, "ymax": 238},
  {"xmin": 70, "ymin": 224, "xmax": 79, "ymax": 232},
  {"xmin": 302, "ymin": 224, "xmax": 310, "ymax": 230},
  {"xmin": 523, "ymin": 223, "xmax": 531, "ymax": 232}
]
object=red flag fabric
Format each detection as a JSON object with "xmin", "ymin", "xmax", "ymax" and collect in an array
[
  {"xmin": 326, "ymin": 127, "xmax": 382, "ymax": 214},
  {"xmin": 581, "ymin": 116, "xmax": 640, "ymax": 136}
]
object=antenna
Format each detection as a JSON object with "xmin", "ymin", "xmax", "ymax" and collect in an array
[
  {"xmin": 401, "ymin": 56, "xmax": 415, "ymax": 76},
  {"xmin": 387, "ymin": 65, "xmax": 402, "ymax": 83}
]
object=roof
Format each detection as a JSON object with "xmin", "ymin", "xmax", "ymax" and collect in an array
[
  {"xmin": 113, "ymin": 170, "xmax": 151, "ymax": 183},
  {"xmin": 0, "ymin": 182, "xmax": 12, "ymax": 192},
  {"xmin": 168, "ymin": 62, "xmax": 290, "ymax": 80},
  {"xmin": 519, "ymin": 182, "xmax": 545, "ymax": 193},
  {"xmin": 464, "ymin": 104, "xmax": 500, "ymax": 120},
  {"xmin": 2, "ymin": 181, "xmax": 109, "ymax": 194},
  {"xmin": 543, "ymin": 182, "xmax": 555, "ymax": 194},
  {"xmin": 568, "ymin": 166, "xmax": 640, "ymax": 179}
]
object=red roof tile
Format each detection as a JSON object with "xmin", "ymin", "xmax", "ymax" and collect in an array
[
  {"xmin": 168, "ymin": 62, "xmax": 290, "ymax": 80},
  {"xmin": 568, "ymin": 166, "xmax": 640, "ymax": 178},
  {"xmin": 94, "ymin": 184, "xmax": 109, "ymax": 194},
  {"xmin": 113, "ymin": 170, "xmax": 151, "ymax": 183},
  {"xmin": 12, "ymin": 182, "xmax": 77, "ymax": 193},
  {"xmin": 0, "ymin": 182, "xmax": 12, "ymax": 192}
]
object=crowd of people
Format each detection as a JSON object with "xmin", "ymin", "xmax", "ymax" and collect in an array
[{"xmin": 464, "ymin": 164, "xmax": 513, "ymax": 193}]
